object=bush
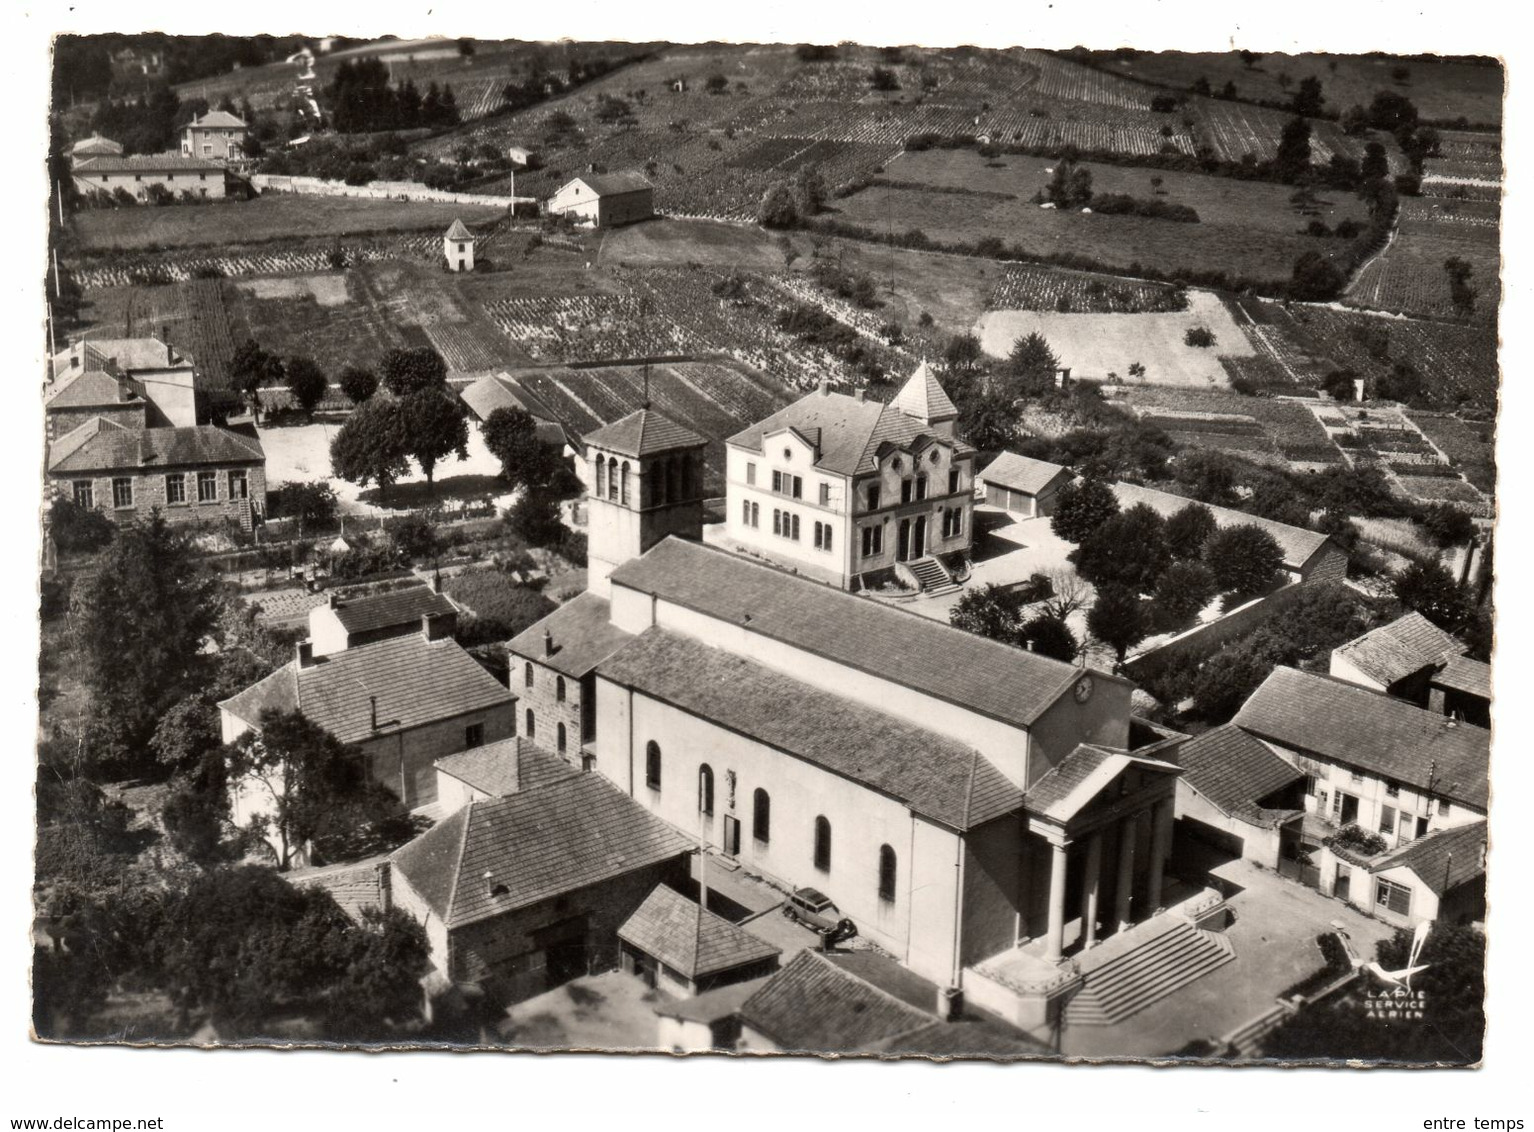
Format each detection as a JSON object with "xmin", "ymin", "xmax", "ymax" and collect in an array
[
  {"xmin": 1153, "ymin": 560, "xmax": 1218, "ymax": 629},
  {"xmin": 446, "ymin": 568, "xmax": 558, "ymax": 648},
  {"xmin": 1418, "ymin": 502, "xmax": 1475, "ymax": 548},
  {"xmin": 1184, "ymin": 326, "xmax": 1216, "ymax": 348},
  {"xmin": 1326, "ymin": 823, "xmax": 1388, "ymax": 856},
  {"xmin": 49, "ymin": 499, "xmax": 115, "ymax": 554},
  {"xmin": 339, "ymin": 365, "xmax": 378, "ymax": 405},
  {"xmin": 1203, "ymin": 524, "xmax": 1285, "ymax": 597}
]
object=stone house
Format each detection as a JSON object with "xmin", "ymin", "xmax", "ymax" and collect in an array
[
  {"xmin": 1170, "ymin": 723, "xmax": 1306, "ymax": 870},
  {"xmin": 47, "ymin": 336, "xmax": 199, "ymax": 437},
  {"xmin": 72, "ymin": 154, "xmax": 231, "ymax": 200},
  {"xmin": 616, "ymin": 883, "xmax": 780, "ymax": 998},
  {"xmin": 547, "ymin": 171, "xmax": 654, "ymax": 227},
  {"xmin": 1330, "ymin": 611, "xmax": 1490, "ymax": 727}
]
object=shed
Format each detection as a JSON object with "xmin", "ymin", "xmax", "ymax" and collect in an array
[
  {"xmin": 978, "ymin": 452, "xmax": 1073, "ymax": 517},
  {"xmin": 617, "ymin": 883, "xmax": 781, "ymax": 997}
]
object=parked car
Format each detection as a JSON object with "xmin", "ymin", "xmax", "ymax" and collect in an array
[{"xmin": 782, "ymin": 887, "xmax": 857, "ymax": 943}]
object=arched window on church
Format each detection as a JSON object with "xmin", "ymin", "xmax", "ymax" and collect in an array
[
  {"xmin": 608, "ymin": 457, "xmax": 619, "ymax": 502},
  {"xmin": 556, "ymin": 676, "xmax": 566, "ymax": 702},
  {"xmin": 698, "ymin": 764, "xmax": 714, "ymax": 816},
  {"xmin": 753, "ymin": 788, "xmax": 771, "ymax": 845},
  {"xmin": 595, "ymin": 455, "xmax": 607, "ymax": 499},
  {"xmin": 557, "ymin": 722, "xmax": 567, "ymax": 754},
  {"xmin": 878, "ymin": 845, "xmax": 897, "ymax": 904},
  {"xmin": 645, "ymin": 740, "xmax": 662, "ymax": 792},
  {"xmin": 525, "ymin": 708, "xmax": 535, "ymax": 739},
  {"xmin": 814, "ymin": 816, "xmax": 832, "ymax": 872},
  {"xmin": 525, "ymin": 662, "xmax": 534, "ymax": 689},
  {"xmin": 621, "ymin": 462, "xmax": 631, "ymax": 507}
]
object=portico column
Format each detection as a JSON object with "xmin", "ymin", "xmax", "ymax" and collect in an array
[
  {"xmin": 1044, "ymin": 840, "xmax": 1069, "ymax": 963},
  {"xmin": 1147, "ymin": 800, "xmax": 1174, "ymax": 912},
  {"xmin": 1079, "ymin": 831, "xmax": 1103, "ymax": 950},
  {"xmin": 1114, "ymin": 814, "xmax": 1139, "ymax": 934}
]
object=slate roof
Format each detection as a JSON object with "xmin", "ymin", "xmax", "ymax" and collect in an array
[
  {"xmin": 1333, "ymin": 612, "xmax": 1460, "ymax": 688},
  {"xmin": 1110, "ymin": 481, "xmax": 1331, "ymax": 572},
  {"xmin": 217, "ymin": 632, "xmax": 513, "ymax": 745},
  {"xmin": 598, "ymin": 627, "xmax": 1024, "ymax": 831},
  {"xmin": 1433, "ymin": 653, "xmax": 1491, "ymax": 701},
  {"xmin": 1233, "ymin": 667, "xmax": 1490, "ymax": 811},
  {"xmin": 1023, "ymin": 744, "xmax": 1181, "ymax": 824},
  {"xmin": 575, "ymin": 171, "xmax": 653, "ymax": 196},
  {"xmin": 506, "ymin": 592, "xmax": 633, "ymax": 678},
  {"xmin": 583, "ymin": 407, "xmax": 705, "ymax": 457},
  {"xmin": 1369, "ymin": 821, "xmax": 1487, "ymax": 895},
  {"xmin": 444, "ymin": 218, "xmax": 473, "ymax": 240},
  {"xmin": 48, "ymin": 419, "xmax": 265, "ymax": 474},
  {"xmin": 739, "ymin": 950, "xmax": 935, "ymax": 1052},
  {"xmin": 892, "ymin": 361, "xmax": 958, "ymax": 422},
  {"xmin": 74, "ymin": 154, "xmax": 227, "ymax": 174},
  {"xmin": 435, "ymin": 736, "xmax": 577, "ymax": 798},
  {"xmin": 1175, "ymin": 723, "xmax": 1305, "ymax": 824},
  {"xmin": 728, "ymin": 388, "xmax": 973, "ymax": 478},
  {"xmin": 979, "ymin": 451, "xmax": 1072, "ymax": 496},
  {"xmin": 608, "ymin": 538, "xmax": 1119, "ymax": 731},
  {"xmin": 390, "ymin": 774, "xmax": 691, "ymax": 929},
  {"xmin": 186, "ymin": 110, "xmax": 248, "ymax": 129},
  {"xmin": 617, "ymin": 884, "xmax": 780, "ymax": 979},
  {"xmin": 45, "ymin": 370, "xmax": 144, "ymax": 410},
  {"xmin": 330, "ymin": 586, "xmax": 456, "ymax": 635}
]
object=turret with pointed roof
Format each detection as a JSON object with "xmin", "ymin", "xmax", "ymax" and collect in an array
[
  {"xmin": 444, "ymin": 218, "xmax": 475, "ymax": 272},
  {"xmin": 893, "ymin": 361, "xmax": 959, "ymax": 436}
]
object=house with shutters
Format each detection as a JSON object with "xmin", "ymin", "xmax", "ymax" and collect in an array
[
  {"xmin": 546, "ymin": 171, "xmax": 654, "ymax": 227},
  {"xmin": 181, "ymin": 109, "xmax": 249, "ymax": 160},
  {"xmin": 722, "ymin": 363, "xmax": 977, "ymax": 591}
]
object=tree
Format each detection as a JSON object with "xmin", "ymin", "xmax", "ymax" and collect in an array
[
  {"xmin": 1443, "ymin": 257, "xmax": 1478, "ymax": 317},
  {"xmin": 69, "ymin": 513, "xmax": 223, "ymax": 762},
  {"xmin": 1071, "ymin": 504, "xmax": 1171, "ymax": 593},
  {"xmin": 338, "ymin": 365, "xmax": 378, "ymax": 405},
  {"xmin": 1367, "ymin": 89, "xmax": 1419, "ymax": 134},
  {"xmin": 758, "ymin": 183, "xmax": 798, "ymax": 228},
  {"xmin": 401, "ymin": 388, "xmax": 469, "ymax": 492},
  {"xmin": 1361, "ymin": 141, "xmax": 1390, "ymax": 182},
  {"xmin": 284, "ymin": 356, "xmax": 328, "ymax": 418},
  {"xmin": 791, "ymin": 165, "xmax": 827, "ymax": 217},
  {"xmin": 1087, "ymin": 585, "xmax": 1148, "ymax": 665},
  {"xmin": 1203, "ymin": 524, "xmax": 1285, "ymax": 597},
  {"xmin": 149, "ymin": 694, "xmax": 222, "ymax": 774},
  {"xmin": 949, "ymin": 583, "xmax": 1027, "ymax": 643},
  {"xmin": 1153, "ymin": 560, "xmax": 1218, "ymax": 629},
  {"xmin": 1273, "ymin": 116, "xmax": 1313, "ymax": 182},
  {"xmin": 1419, "ymin": 503, "xmax": 1475, "ymax": 549},
  {"xmin": 1393, "ymin": 559, "xmax": 1470, "ymax": 630},
  {"xmin": 508, "ymin": 488, "xmax": 568, "ymax": 548},
  {"xmin": 1238, "ymin": 49, "xmax": 1262, "ymax": 69},
  {"xmin": 869, "ymin": 66, "xmax": 900, "ymax": 92},
  {"xmin": 704, "ymin": 72, "xmax": 729, "ymax": 94},
  {"xmin": 226, "ymin": 710, "xmax": 396, "ymax": 871},
  {"xmin": 483, "ymin": 407, "xmax": 562, "ymax": 490},
  {"xmin": 1175, "ymin": 452, "xmax": 1239, "ymax": 507},
  {"xmin": 48, "ymin": 498, "xmax": 114, "ymax": 553},
  {"xmin": 1190, "ymin": 635, "xmax": 1285, "ymax": 720},
  {"xmin": 379, "ymin": 346, "xmax": 448, "ymax": 398},
  {"xmin": 229, "ymin": 338, "xmax": 284, "ymax": 419},
  {"xmin": 1021, "ymin": 615, "xmax": 1078, "ymax": 662},
  {"xmin": 387, "ymin": 513, "xmax": 439, "ymax": 563},
  {"xmin": 330, "ymin": 398, "xmax": 412, "ymax": 499},
  {"xmin": 1291, "ymin": 75, "xmax": 1325, "ymax": 117},
  {"xmin": 1004, "ymin": 332, "xmax": 1059, "ymax": 397},
  {"xmin": 1046, "ymin": 160, "xmax": 1093, "ymax": 209},
  {"xmin": 270, "ymin": 480, "xmax": 339, "ymax": 536},
  {"xmin": 1290, "ymin": 250, "xmax": 1344, "ymax": 301},
  {"xmin": 1050, "ymin": 478, "xmax": 1120, "ymax": 544}
]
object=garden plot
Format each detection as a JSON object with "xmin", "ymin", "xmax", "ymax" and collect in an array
[
  {"xmin": 234, "ymin": 274, "xmax": 352, "ymax": 307},
  {"xmin": 1118, "ymin": 386, "xmax": 1340, "ymax": 467},
  {"xmin": 975, "ymin": 290, "xmax": 1252, "ymax": 387}
]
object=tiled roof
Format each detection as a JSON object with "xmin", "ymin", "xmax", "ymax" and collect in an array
[
  {"xmin": 617, "ymin": 884, "xmax": 780, "ymax": 979},
  {"xmin": 187, "ymin": 110, "xmax": 247, "ymax": 129},
  {"xmin": 609, "ymin": 538, "xmax": 1118, "ymax": 731},
  {"xmin": 582, "ymin": 407, "xmax": 705, "ymax": 457},
  {"xmin": 599, "ymin": 627, "xmax": 1022, "ymax": 830},
  {"xmin": 435, "ymin": 736, "xmax": 577, "ymax": 798},
  {"xmin": 217, "ymin": 632, "xmax": 513, "ymax": 745},
  {"xmin": 444, "ymin": 218, "xmax": 473, "ymax": 240},
  {"xmin": 51, "ymin": 337, "xmax": 191, "ymax": 376},
  {"xmin": 390, "ymin": 774, "xmax": 691, "ymax": 929},
  {"xmin": 1233, "ymin": 667, "xmax": 1489, "ymax": 811},
  {"xmin": 575, "ymin": 171, "xmax": 653, "ymax": 196},
  {"xmin": 1369, "ymin": 820, "xmax": 1487, "ymax": 895},
  {"xmin": 739, "ymin": 950, "xmax": 935, "ymax": 1052},
  {"xmin": 868, "ymin": 1018, "xmax": 1045, "ymax": 1058},
  {"xmin": 1175, "ymin": 723, "xmax": 1305, "ymax": 821},
  {"xmin": 1333, "ymin": 612, "xmax": 1460, "ymax": 688},
  {"xmin": 1110, "ymin": 481, "xmax": 1331, "ymax": 572},
  {"xmin": 651, "ymin": 976, "xmax": 770, "ymax": 1025},
  {"xmin": 506, "ymin": 592, "xmax": 633, "ymax": 678},
  {"xmin": 1023, "ymin": 744, "xmax": 1181, "ymax": 823},
  {"xmin": 728, "ymin": 389, "xmax": 972, "ymax": 477},
  {"xmin": 331, "ymin": 586, "xmax": 456, "ymax": 635},
  {"xmin": 892, "ymin": 361, "xmax": 958, "ymax": 422},
  {"xmin": 1433, "ymin": 653, "xmax": 1491, "ymax": 700},
  {"xmin": 48, "ymin": 420, "xmax": 264, "ymax": 474},
  {"xmin": 458, "ymin": 374, "xmax": 568, "ymax": 444},
  {"xmin": 979, "ymin": 451, "xmax": 1071, "ymax": 496},
  {"xmin": 74, "ymin": 154, "xmax": 227, "ymax": 173},
  {"xmin": 71, "ymin": 134, "xmax": 122, "ymax": 156},
  {"xmin": 46, "ymin": 370, "xmax": 143, "ymax": 410}
]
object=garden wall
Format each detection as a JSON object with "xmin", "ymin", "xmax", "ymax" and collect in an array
[
  {"xmin": 1122, "ymin": 580, "xmax": 1309, "ymax": 683},
  {"xmin": 252, "ymin": 173, "xmax": 532, "ymax": 209}
]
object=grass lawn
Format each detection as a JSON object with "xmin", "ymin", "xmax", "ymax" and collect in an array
[
  {"xmin": 1081, "ymin": 51, "xmax": 1504, "ymax": 128},
  {"xmin": 804, "ymin": 235, "xmax": 999, "ymax": 339},
  {"xmin": 73, "ymin": 195, "xmax": 506, "ymax": 252},
  {"xmin": 598, "ymin": 217, "xmax": 786, "ymax": 270},
  {"xmin": 835, "ymin": 148, "xmax": 1372, "ymax": 286},
  {"xmin": 976, "ymin": 290, "xmax": 1253, "ymax": 387}
]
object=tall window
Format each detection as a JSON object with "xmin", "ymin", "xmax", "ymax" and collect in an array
[
  {"xmin": 916, "ymin": 474, "xmax": 928, "ymax": 501},
  {"xmin": 746, "ymin": 461, "xmax": 756, "ymax": 486},
  {"xmin": 557, "ymin": 723, "xmax": 567, "ymax": 754},
  {"xmin": 818, "ymin": 482, "xmax": 831, "ymax": 507},
  {"xmin": 525, "ymin": 709, "xmax": 536, "ymax": 739},
  {"xmin": 197, "ymin": 471, "xmax": 218, "ymax": 503},
  {"xmin": 948, "ymin": 468, "xmax": 961, "ymax": 495},
  {"xmin": 878, "ymin": 845, "xmax": 897, "ymax": 903},
  {"xmin": 699, "ymin": 764, "xmax": 714, "ymax": 815},
  {"xmin": 556, "ymin": 676, "xmax": 566, "ymax": 703},
  {"xmin": 645, "ymin": 741, "xmax": 662, "ymax": 791},
  {"xmin": 525, "ymin": 662, "xmax": 535, "ymax": 689},
  {"xmin": 861, "ymin": 525, "xmax": 884, "ymax": 558},
  {"xmin": 742, "ymin": 499, "xmax": 752, "ymax": 526},
  {"xmin": 771, "ymin": 471, "xmax": 803, "ymax": 499},
  {"xmin": 596, "ymin": 456, "xmax": 607, "ymax": 498},
  {"xmin": 866, "ymin": 484, "xmax": 881, "ymax": 510},
  {"xmin": 773, "ymin": 509, "xmax": 782, "ymax": 536},
  {"xmin": 901, "ymin": 479, "xmax": 913, "ymax": 505},
  {"xmin": 228, "ymin": 470, "xmax": 249, "ymax": 500},
  {"xmin": 813, "ymin": 522, "xmax": 833, "ymax": 552},
  {"xmin": 1379, "ymin": 805, "xmax": 1397, "ymax": 835},
  {"xmin": 790, "ymin": 514, "xmax": 800, "ymax": 541},
  {"xmin": 112, "ymin": 478, "xmax": 134, "ymax": 509},
  {"xmin": 813, "ymin": 816, "xmax": 831, "ymax": 872},
  {"xmin": 753, "ymin": 788, "xmax": 770, "ymax": 844},
  {"xmin": 165, "ymin": 473, "xmax": 186, "ymax": 504},
  {"xmin": 620, "ymin": 462, "xmax": 631, "ymax": 506},
  {"xmin": 72, "ymin": 481, "xmax": 94, "ymax": 509},
  {"xmin": 465, "ymin": 723, "xmax": 484, "ymax": 749},
  {"xmin": 607, "ymin": 457, "xmax": 618, "ymax": 502},
  {"xmin": 750, "ymin": 502, "xmax": 759, "ymax": 528}
]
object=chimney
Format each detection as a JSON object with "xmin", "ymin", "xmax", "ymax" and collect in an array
[
  {"xmin": 328, "ymin": 591, "xmax": 339, "ymax": 608},
  {"xmin": 1354, "ymin": 377, "xmax": 1367, "ymax": 403},
  {"xmin": 855, "ymin": 389, "xmax": 867, "ymax": 403},
  {"xmin": 429, "ymin": 571, "xmax": 442, "ymax": 594},
  {"xmin": 817, "ymin": 378, "xmax": 830, "ymax": 397},
  {"xmin": 296, "ymin": 640, "xmax": 314, "ymax": 668},
  {"xmin": 370, "ymin": 695, "xmax": 378, "ymax": 731},
  {"xmin": 543, "ymin": 629, "xmax": 555, "ymax": 657},
  {"xmin": 70, "ymin": 353, "xmax": 80, "ymax": 370},
  {"xmin": 937, "ymin": 985, "xmax": 964, "ymax": 1023},
  {"xmin": 422, "ymin": 611, "xmax": 457, "ymax": 642},
  {"xmin": 1024, "ymin": 640, "xmax": 1035, "ymax": 652}
]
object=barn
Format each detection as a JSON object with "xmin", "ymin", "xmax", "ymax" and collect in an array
[{"xmin": 547, "ymin": 171, "xmax": 655, "ymax": 228}]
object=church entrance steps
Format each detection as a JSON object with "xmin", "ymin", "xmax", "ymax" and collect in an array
[{"xmin": 1062, "ymin": 913, "xmax": 1236, "ymax": 1027}]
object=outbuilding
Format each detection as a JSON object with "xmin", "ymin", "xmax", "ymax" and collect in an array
[
  {"xmin": 547, "ymin": 171, "xmax": 654, "ymax": 228},
  {"xmin": 978, "ymin": 452, "xmax": 1073, "ymax": 517}
]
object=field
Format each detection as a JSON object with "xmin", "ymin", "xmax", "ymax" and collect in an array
[
  {"xmin": 1345, "ymin": 196, "xmax": 1500, "ymax": 323},
  {"xmin": 73, "ymin": 195, "xmax": 507, "ymax": 252},
  {"xmin": 1114, "ymin": 386, "xmax": 1342, "ymax": 467},
  {"xmin": 1074, "ymin": 51, "xmax": 1504, "ymax": 128},
  {"xmin": 834, "ymin": 148, "xmax": 1372, "ymax": 286},
  {"xmin": 975, "ymin": 291, "xmax": 1253, "ymax": 388},
  {"xmin": 597, "ymin": 218, "xmax": 787, "ymax": 270}
]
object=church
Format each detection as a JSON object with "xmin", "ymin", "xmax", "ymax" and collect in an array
[{"xmin": 503, "ymin": 364, "xmax": 1225, "ymax": 1037}]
